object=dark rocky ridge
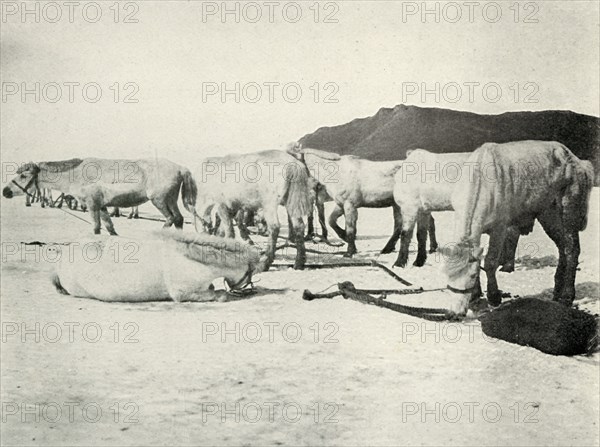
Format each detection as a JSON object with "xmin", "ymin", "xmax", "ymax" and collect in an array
[{"xmin": 299, "ymin": 105, "xmax": 599, "ymax": 183}]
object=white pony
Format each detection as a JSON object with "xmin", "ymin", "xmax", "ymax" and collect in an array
[
  {"xmin": 444, "ymin": 141, "xmax": 594, "ymax": 316},
  {"xmin": 192, "ymin": 150, "xmax": 312, "ymax": 271},
  {"xmin": 393, "ymin": 150, "xmax": 471, "ymax": 267},
  {"xmin": 288, "ymin": 145, "xmax": 404, "ymax": 257},
  {"xmin": 52, "ymin": 231, "xmax": 260, "ymax": 302}
]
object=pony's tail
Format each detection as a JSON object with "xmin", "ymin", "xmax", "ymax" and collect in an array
[
  {"xmin": 283, "ymin": 160, "xmax": 312, "ymax": 219},
  {"xmin": 51, "ymin": 273, "xmax": 69, "ymax": 295},
  {"xmin": 570, "ymin": 158, "xmax": 595, "ymax": 231},
  {"xmin": 180, "ymin": 169, "xmax": 198, "ymax": 214}
]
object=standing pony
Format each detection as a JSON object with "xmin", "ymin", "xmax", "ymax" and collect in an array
[
  {"xmin": 192, "ymin": 150, "xmax": 311, "ymax": 271},
  {"xmin": 288, "ymin": 146, "xmax": 405, "ymax": 257},
  {"xmin": 393, "ymin": 150, "xmax": 471, "ymax": 267},
  {"xmin": 3, "ymin": 158, "xmax": 197, "ymax": 235},
  {"xmin": 444, "ymin": 141, "xmax": 593, "ymax": 316},
  {"xmin": 393, "ymin": 149, "xmax": 532, "ymax": 271}
]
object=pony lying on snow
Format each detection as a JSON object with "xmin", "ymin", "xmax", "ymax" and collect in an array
[
  {"xmin": 52, "ymin": 231, "xmax": 260, "ymax": 302},
  {"xmin": 444, "ymin": 140, "xmax": 594, "ymax": 317}
]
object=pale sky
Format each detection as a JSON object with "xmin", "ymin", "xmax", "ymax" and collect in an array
[{"xmin": 1, "ymin": 0, "xmax": 599, "ymax": 167}]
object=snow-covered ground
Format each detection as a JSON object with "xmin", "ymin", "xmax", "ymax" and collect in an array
[{"xmin": 1, "ymin": 190, "xmax": 598, "ymax": 446}]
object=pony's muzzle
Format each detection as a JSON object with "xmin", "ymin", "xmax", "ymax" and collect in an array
[{"xmin": 2, "ymin": 186, "xmax": 13, "ymax": 198}]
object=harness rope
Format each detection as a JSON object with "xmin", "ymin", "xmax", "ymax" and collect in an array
[{"xmin": 14, "ymin": 173, "xmax": 476, "ymax": 315}]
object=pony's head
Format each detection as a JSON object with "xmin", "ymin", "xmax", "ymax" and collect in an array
[
  {"xmin": 285, "ymin": 141, "xmax": 303, "ymax": 153},
  {"xmin": 285, "ymin": 141, "xmax": 304, "ymax": 161},
  {"xmin": 3, "ymin": 162, "xmax": 40, "ymax": 199},
  {"xmin": 442, "ymin": 240, "xmax": 483, "ymax": 294}
]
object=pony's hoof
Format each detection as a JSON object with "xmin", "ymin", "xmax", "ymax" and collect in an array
[
  {"xmin": 413, "ymin": 257, "xmax": 426, "ymax": 267},
  {"xmin": 109, "ymin": 231, "xmax": 118, "ymax": 236},
  {"xmin": 487, "ymin": 291, "xmax": 503, "ymax": 307},
  {"xmin": 499, "ymin": 264, "xmax": 515, "ymax": 273},
  {"xmin": 343, "ymin": 252, "xmax": 354, "ymax": 258},
  {"xmin": 335, "ymin": 231, "xmax": 348, "ymax": 242},
  {"xmin": 394, "ymin": 258, "xmax": 407, "ymax": 268},
  {"xmin": 429, "ymin": 246, "xmax": 438, "ymax": 254},
  {"xmin": 25, "ymin": 204, "xmax": 31, "ymax": 207}
]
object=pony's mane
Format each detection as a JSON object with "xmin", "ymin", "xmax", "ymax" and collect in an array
[
  {"xmin": 443, "ymin": 240, "xmax": 479, "ymax": 277},
  {"xmin": 16, "ymin": 162, "xmax": 39, "ymax": 174},
  {"xmin": 39, "ymin": 159, "xmax": 84, "ymax": 173},
  {"xmin": 301, "ymin": 148, "xmax": 343, "ymax": 161},
  {"xmin": 157, "ymin": 230, "xmax": 260, "ymax": 270}
]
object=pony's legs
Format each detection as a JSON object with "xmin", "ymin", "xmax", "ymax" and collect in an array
[
  {"xmin": 288, "ymin": 214, "xmax": 306, "ymax": 269},
  {"xmin": 343, "ymin": 202, "xmax": 358, "ymax": 257},
  {"xmin": 215, "ymin": 204, "xmax": 234, "ymax": 238},
  {"xmin": 151, "ymin": 197, "xmax": 175, "ymax": 228},
  {"xmin": 46, "ymin": 190, "xmax": 54, "ymax": 208},
  {"xmin": 428, "ymin": 215, "xmax": 438, "ymax": 253},
  {"xmin": 561, "ymin": 230, "xmax": 580, "ymax": 305},
  {"xmin": 55, "ymin": 193, "xmax": 64, "ymax": 209},
  {"xmin": 166, "ymin": 189, "xmax": 184, "ymax": 229},
  {"xmin": 394, "ymin": 210, "xmax": 418, "ymax": 268},
  {"xmin": 307, "ymin": 212, "xmax": 316, "ymax": 239},
  {"xmin": 110, "ymin": 207, "xmax": 120, "ymax": 217},
  {"xmin": 499, "ymin": 226, "xmax": 520, "ymax": 272},
  {"xmin": 317, "ymin": 195, "xmax": 328, "ymax": 240},
  {"xmin": 88, "ymin": 204, "xmax": 102, "ymax": 234},
  {"xmin": 287, "ymin": 214, "xmax": 295, "ymax": 242},
  {"xmin": 236, "ymin": 209, "xmax": 253, "ymax": 244},
  {"xmin": 306, "ymin": 190, "xmax": 316, "ymax": 239},
  {"xmin": 539, "ymin": 206, "xmax": 579, "ymax": 305},
  {"xmin": 259, "ymin": 206, "xmax": 280, "ymax": 271},
  {"xmin": 213, "ymin": 214, "xmax": 223, "ymax": 236},
  {"xmin": 483, "ymin": 226, "xmax": 507, "ymax": 306},
  {"xmin": 537, "ymin": 208, "xmax": 567, "ymax": 302},
  {"xmin": 169, "ymin": 202, "xmax": 184, "ymax": 229},
  {"xmin": 328, "ymin": 203, "xmax": 347, "ymax": 241},
  {"xmin": 381, "ymin": 204, "xmax": 402, "ymax": 254},
  {"xmin": 413, "ymin": 211, "xmax": 430, "ymax": 267},
  {"xmin": 561, "ymin": 199, "xmax": 582, "ymax": 306},
  {"xmin": 100, "ymin": 207, "xmax": 118, "ymax": 236}
]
